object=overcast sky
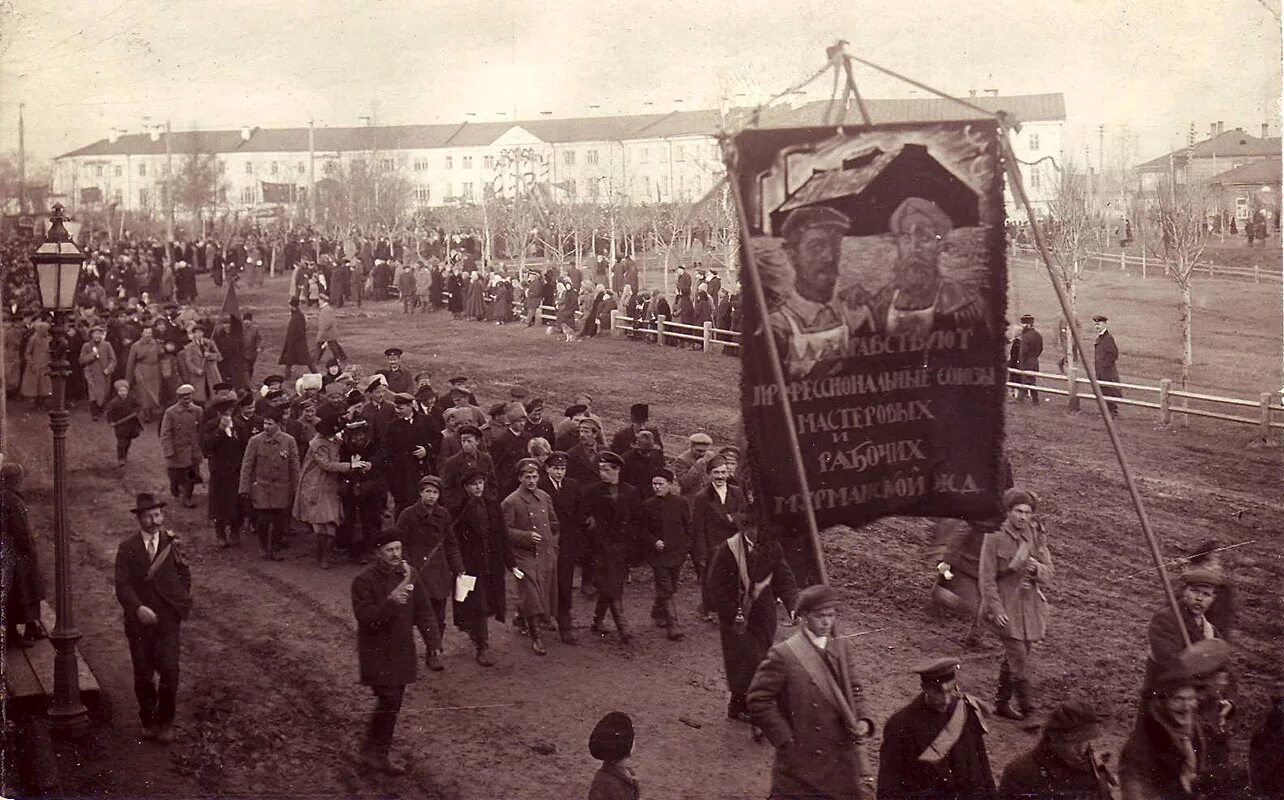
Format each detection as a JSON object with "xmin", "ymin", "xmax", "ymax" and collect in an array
[{"xmin": 1, "ymin": 0, "xmax": 1279, "ymax": 167}]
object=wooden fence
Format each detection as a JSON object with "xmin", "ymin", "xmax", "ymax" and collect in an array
[
  {"xmin": 538, "ymin": 305, "xmax": 1279, "ymax": 435},
  {"xmin": 1011, "ymin": 244, "xmax": 1282, "ymax": 283}
]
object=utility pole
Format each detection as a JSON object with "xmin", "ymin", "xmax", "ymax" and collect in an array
[
  {"xmin": 18, "ymin": 103, "xmax": 26, "ymax": 215},
  {"xmin": 308, "ymin": 119, "xmax": 316, "ymax": 225},
  {"xmin": 164, "ymin": 119, "xmax": 174, "ymax": 250},
  {"xmin": 1097, "ymin": 124, "xmax": 1105, "ymax": 189}
]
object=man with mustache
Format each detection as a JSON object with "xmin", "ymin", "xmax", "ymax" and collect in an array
[
  {"xmin": 872, "ymin": 197, "xmax": 990, "ymax": 338},
  {"xmin": 769, "ymin": 206, "xmax": 875, "ymax": 379}
]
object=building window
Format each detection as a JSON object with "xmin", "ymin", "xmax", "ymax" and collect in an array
[
  {"xmin": 1029, "ymin": 134, "xmax": 1040, "ymax": 152},
  {"xmin": 246, "ymin": 161, "xmax": 254, "ymax": 174},
  {"xmin": 139, "ymin": 188, "xmax": 149, "ymax": 206},
  {"xmin": 1236, "ymin": 197, "xmax": 1249, "ymax": 219},
  {"xmin": 271, "ymin": 162, "xmax": 279, "ymax": 175},
  {"xmin": 218, "ymin": 160, "xmax": 226, "ymax": 174},
  {"xmin": 445, "ymin": 182, "xmax": 453, "ymax": 199},
  {"xmin": 675, "ymin": 145, "xmax": 684, "ymax": 162},
  {"xmin": 565, "ymin": 180, "xmax": 576, "ymax": 198},
  {"xmin": 413, "ymin": 158, "xmax": 427, "ymax": 171},
  {"xmin": 483, "ymin": 155, "xmax": 494, "ymax": 170},
  {"xmin": 298, "ymin": 162, "xmax": 305, "ymax": 174},
  {"xmin": 415, "ymin": 187, "xmax": 431, "ymax": 203},
  {"xmin": 563, "ymin": 150, "xmax": 576, "ymax": 166},
  {"xmin": 642, "ymin": 175, "xmax": 651, "ymax": 196},
  {"xmin": 640, "ymin": 148, "xmax": 649, "ymax": 164},
  {"xmin": 114, "ymin": 165, "xmax": 122, "ymax": 177},
  {"xmin": 1030, "ymin": 168, "xmax": 1041, "ymax": 190},
  {"xmin": 323, "ymin": 161, "xmax": 337, "ymax": 176},
  {"xmin": 445, "ymin": 156, "xmax": 453, "ymax": 169},
  {"xmin": 462, "ymin": 182, "xmax": 474, "ymax": 200},
  {"xmin": 112, "ymin": 189, "xmax": 122, "ymax": 204},
  {"xmin": 241, "ymin": 186, "xmax": 256, "ymax": 204},
  {"xmin": 587, "ymin": 150, "xmax": 599, "ymax": 165},
  {"xmin": 139, "ymin": 162, "xmax": 147, "ymax": 177},
  {"xmin": 96, "ymin": 165, "xmax": 104, "ymax": 177},
  {"xmin": 678, "ymin": 174, "xmax": 685, "ymax": 198},
  {"xmin": 381, "ymin": 158, "xmax": 394, "ymax": 171},
  {"xmin": 588, "ymin": 180, "xmax": 600, "ymax": 198},
  {"xmin": 659, "ymin": 176, "xmax": 669, "ymax": 196},
  {"xmin": 462, "ymin": 156, "xmax": 473, "ymax": 169}
]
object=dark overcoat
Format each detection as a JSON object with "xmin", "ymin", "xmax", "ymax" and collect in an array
[
  {"xmin": 279, "ymin": 307, "xmax": 312, "ymax": 367},
  {"xmin": 877, "ymin": 694, "xmax": 996, "ymax": 800},
  {"xmin": 581, "ymin": 481, "xmax": 643, "ymax": 599},
  {"xmin": 395, "ymin": 502, "xmax": 464, "ymax": 600},
  {"xmin": 640, "ymin": 493, "xmax": 693, "ymax": 569},
  {"xmin": 351, "ymin": 561, "xmax": 435, "ymax": 686},
  {"xmin": 998, "ymin": 742, "xmax": 1109, "ymax": 799},
  {"xmin": 382, "ymin": 413, "xmax": 438, "ymax": 505},
  {"xmin": 452, "ymin": 494, "xmax": 512, "ymax": 625},
  {"xmin": 1, "ymin": 483, "xmax": 45, "ymax": 624},
  {"xmin": 201, "ymin": 419, "xmax": 246, "ymax": 521},
  {"xmin": 539, "ymin": 473, "xmax": 585, "ymax": 561},
  {"xmin": 691, "ymin": 483, "xmax": 747, "ymax": 565}
]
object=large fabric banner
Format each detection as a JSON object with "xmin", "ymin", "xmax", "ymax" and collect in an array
[{"xmin": 735, "ymin": 121, "xmax": 1008, "ymax": 534}]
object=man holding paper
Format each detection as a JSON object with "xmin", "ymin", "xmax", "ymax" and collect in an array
[{"xmin": 502, "ymin": 458, "xmax": 561, "ymax": 656}]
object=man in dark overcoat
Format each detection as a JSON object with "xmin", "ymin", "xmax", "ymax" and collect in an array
[
  {"xmin": 384, "ymin": 392, "xmax": 438, "ymax": 517},
  {"xmin": 395, "ymin": 475, "xmax": 463, "ymax": 670},
  {"xmin": 582, "ymin": 451, "xmax": 642, "ymax": 643},
  {"xmin": 539, "ymin": 451, "xmax": 585, "ymax": 642},
  {"xmin": 114, "ymin": 493, "xmax": 192, "ymax": 744},
  {"xmin": 451, "ymin": 467, "xmax": 513, "ymax": 666},
  {"xmin": 237, "ymin": 408, "xmax": 300, "ymax": 561},
  {"xmin": 640, "ymin": 468, "xmax": 692, "ymax": 640},
  {"xmin": 748, "ymin": 585, "xmax": 876, "ymax": 799},
  {"xmin": 877, "ymin": 658, "xmax": 996, "ymax": 800},
  {"xmin": 999, "ymin": 701, "xmax": 1115, "ymax": 799},
  {"xmin": 1092, "ymin": 314, "xmax": 1121, "ymax": 416},
  {"xmin": 691, "ymin": 454, "xmax": 747, "ymax": 619},
  {"xmin": 201, "ymin": 398, "xmax": 246, "ymax": 546},
  {"xmin": 703, "ymin": 522, "xmax": 799, "ymax": 723},
  {"xmin": 1143, "ymin": 568, "xmax": 1223, "ymax": 691},
  {"xmin": 350, "ymin": 529, "xmax": 438, "ymax": 774},
  {"xmin": 1015, "ymin": 314, "xmax": 1043, "ymax": 404}
]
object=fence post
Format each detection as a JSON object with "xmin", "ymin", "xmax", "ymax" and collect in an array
[
  {"xmin": 1158, "ymin": 378, "xmax": 1172, "ymax": 426},
  {"xmin": 1141, "ymin": 249, "xmax": 1147, "ymax": 279},
  {"xmin": 1120, "ymin": 250, "xmax": 1126, "ymax": 271},
  {"xmin": 656, "ymin": 314, "xmax": 667, "ymax": 346},
  {"xmin": 702, "ymin": 321, "xmax": 714, "ymax": 355},
  {"xmin": 609, "ymin": 310, "xmax": 619, "ymax": 337},
  {"xmin": 1260, "ymin": 393, "xmax": 1273, "ymax": 441},
  {"xmin": 1254, "ymin": 264, "xmax": 1260, "ymax": 284},
  {"xmin": 1066, "ymin": 364, "xmax": 1080, "ymax": 411}
]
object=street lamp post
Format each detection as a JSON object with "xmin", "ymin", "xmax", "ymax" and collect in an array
[{"xmin": 31, "ymin": 203, "xmax": 88, "ymax": 733}]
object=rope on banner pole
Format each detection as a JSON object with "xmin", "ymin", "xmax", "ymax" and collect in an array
[{"xmin": 721, "ymin": 138, "xmax": 830, "ymax": 587}]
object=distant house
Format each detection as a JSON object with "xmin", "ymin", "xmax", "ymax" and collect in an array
[
  {"xmin": 1134, "ymin": 123, "xmax": 1281, "ymax": 192},
  {"xmin": 1206, "ymin": 157, "xmax": 1281, "ymax": 223}
]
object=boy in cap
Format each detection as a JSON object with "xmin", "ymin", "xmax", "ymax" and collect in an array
[
  {"xmin": 640, "ymin": 467, "xmax": 692, "ymax": 640},
  {"xmin": 582, "ymin": 451, "xmax": 642, "ymax": 643},
  {"xmin": 394, "ymin": 475, "xmax": 462, "ymax": 669},
  {"xmin": 441, "ymin": 425, "xmax": 498, "ymax": 511},
  {"xmin": 878, "ymin": 658, "xmax": 995, "ymax": 800},
  {"xmin": 999, "ymin": 701, "xmax": 1115, "ymax": 798},
  {"xmin": 540, "ymin": 451, "xmax": 586, "ymax": 640},
  {"xmin": 587, "ymin": 711, "xmax": 639, "ymax": 800},
  {"xmin": 501, "ymin": 458, "xmax": 561, "ymax": 655},
  {"xmin": 350, "ymin": 529, "xmax": 439, "ymax": 774},
  {"xmin": 748, "ymin": 584, "xmax": 876, "ymax": 798}
]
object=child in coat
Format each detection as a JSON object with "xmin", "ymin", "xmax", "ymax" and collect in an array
[
  {"xmin": 104, "ymin": 379, "xmax": 143, "ymax": 466},
  {"xmin": 588, "ymin": 711, "xmax": 640, "ymax": 800}
]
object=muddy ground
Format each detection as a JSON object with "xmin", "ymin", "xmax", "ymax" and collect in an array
[{"xmin": 10, "ymin": 273, "xmax": 1282, "ymax": 799}]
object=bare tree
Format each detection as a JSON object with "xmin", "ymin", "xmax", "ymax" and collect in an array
[
  {"xmin": 489, "ymin": 147, "xmax": 546, "ymax": 271},
  {"xmin": 1154, "ymin": 174, "xmax": 1211, "ymax": 398},
  {"xmin": 646, "ymin": 202, "xmax": 688, "ymax": 298},
  {"xmin": 174, "ymin": 152, "xmax": 223, "ymax": 231},
  {"xmin": 1046, "ymin": 162, "xmax": 1105, "ymax": 379}
]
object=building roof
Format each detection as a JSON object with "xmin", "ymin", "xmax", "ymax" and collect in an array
[
  {"xmin": 1136, "ymin": 129, "xmax": 1283, "ymax": 171},
  {"xmin": 56, "ymin": 93, "xmax": 1067, "ymax": 160},
  {"xmin": 1207, "ymin": 158, "xmax": 1282, "ymax": 186}
]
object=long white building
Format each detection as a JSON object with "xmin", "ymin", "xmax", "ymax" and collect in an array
[{"xmin": 52, "ymin": 94, "xmax": 1065, "ymax": 219}]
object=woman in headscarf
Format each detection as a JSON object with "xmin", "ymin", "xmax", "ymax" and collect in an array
[
  {"xmin": 979, "ymin": 487, "xmax": 1052, "ymax": 721},
  {"xmin": 294, "ymin": 414, "xmax": 357, "ymax": 569},
  {"xmin": 579, "ymin": 285, "xmax": 606, "ymax": 339},
  {"xmin": 1, "ymin": 462, "xmax": 46, "ymax": 648},
  {"xmin": 447, "ymin": 269, "xmax": 464, "ymax": 319}
]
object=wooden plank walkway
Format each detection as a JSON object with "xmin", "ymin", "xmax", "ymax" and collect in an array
[{"xmin": 3, "ymin": 601, "xmax": 101, "ymax": 711}]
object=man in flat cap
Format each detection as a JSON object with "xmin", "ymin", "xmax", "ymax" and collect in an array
[
  {"xmin": 641, "ymin": 467, "xmax": 693, "ymax": 640},
  {"xmin": 1143, "ymin": 568, "xmax": 1225, "ymax": 691},
  {"xmin": 748, "ymin": 585, "xmax": 876, "ymax": 799},
  {"xmin": 502, "ymin": 458, "xmax": 562, "ymax": 655},
  {"xmin": 377, "ymin": 347, "xmax": 414, "ymax": 395},
  {"xmin": 160, "ymin": 384, "xmax": 204, "ymax": 507},
  {"xmin": 238, "ymin": 407, "xmax": 300, "ymax": 561},
  {"xmin": 180, "ymin": 324, "xmax": 223, "ymax": 404},
  {"xmin": 540, "ymin": 451, "xmax": 587, "ymax": 640},
  {"xmin": 878, "ymin": 657, "xmax": 995, "ymax": 800},
  {"xmin": 871, "ymin": 197, "xmax": 990, "ymax": 338},
  {"xmin": 769, "ymin": 206, "xmax": 875, "ymax": 379},
  {"xmin": 80, "ymin": 323, "xmax": 117, "ymax": 420},
  {"xmin": 1015, "ymin": 314, "xmax": 1043, "ymax": 404},
  {"xmin": 674, "ymin": 432, "xmax": 715, "ymax": 497},
  {"xmin": 440, "ymin": 424, "xmax": 498, "ymax": 511},
  {"xmin": 351, "ymin": 529, "xmax": 439, "ymax": 774},
  {"xmin": 360, "ymin": 374, "xmax": 397, "ymax": 443},
  {"xmin": 1092, "ymin": 314, "xmax": 1121, "ymax": 417},
  {"xmin": 999, "ymin": 701, "xmax": 1115, "ymax": 799},
  {"xmin": 582, "ymin": 450, "xmax": 643, "ymax": 643}
]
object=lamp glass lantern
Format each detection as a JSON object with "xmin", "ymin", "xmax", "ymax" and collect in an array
[{"xmin": 33, "ymin": 207, "xmax": 86, "ymax": 311}]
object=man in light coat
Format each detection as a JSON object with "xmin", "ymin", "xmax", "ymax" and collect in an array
[
  {"xmin": 238, "ymin": 408, "xmax": 300, "ymax": 560},
  {"xmin": 179, "ymin": 325, "xmax": 223, "ymax": 404},
  {"xmin": 748, "ymin": 585, "xmax": 876, "ymax": 799},
  {"xmin": 159, "ymin": 384, "xmax": 204, "ymax": 507},
  {"xmin": 79, "ymin": 325, "xmax": 117, "ymax": 420},
  {"xmin": 502, "ymin": 458, "xmax": 561, "ymax": 655}
]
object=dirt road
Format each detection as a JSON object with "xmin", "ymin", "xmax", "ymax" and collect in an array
[{"xmin": 14, "ymin": 275, "xmax": 1282, "ymax": 798}]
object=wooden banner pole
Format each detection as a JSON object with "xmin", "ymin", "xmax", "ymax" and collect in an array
[{"xmin": 721, "ymin": 139, "xmax": 829, "ymax": 586}]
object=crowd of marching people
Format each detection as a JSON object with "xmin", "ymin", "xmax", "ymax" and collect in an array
[{"xmin": 2, "ymin": 222, "xmax": 1281, "ymax": 799}]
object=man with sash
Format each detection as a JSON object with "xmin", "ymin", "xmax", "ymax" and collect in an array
[
  {"xmin": 878, "ymin": 658, "xmax": 996, "ymax": 799},
  {"xmin": 114, "ymin": 493, "xmax": 193, "ymax": 744},
  {"xmin": 704, "ymin": 519, "xmax": 799, "ymax": 725},
  {"xmin": 747, "ymin": 585, "xmax": 876, "ymax": 799}
]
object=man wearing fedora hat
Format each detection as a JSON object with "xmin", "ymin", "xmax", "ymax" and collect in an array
[
  {"xmin": 878, "ymin": 657, "xmax": 995, "ymax": 800},
  {"xmin": 115, "ymin": 493, "xmax": 192, "ymax": 744},
  {"xmin": 747, "ymin": 584, "xmax": 876, "ymax": 799},
  {"xmin": 999, "ymin": 701, "xmax": 1115, "ymax": 798}
]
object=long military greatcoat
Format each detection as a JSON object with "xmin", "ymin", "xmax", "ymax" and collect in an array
[
  {"xmin": 502, "ymin": 485, "xmax": 560, "ymax": 620},
  {"xmin": 877, "ymin": 694, "xmax": 996, "ymax": 800}
]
